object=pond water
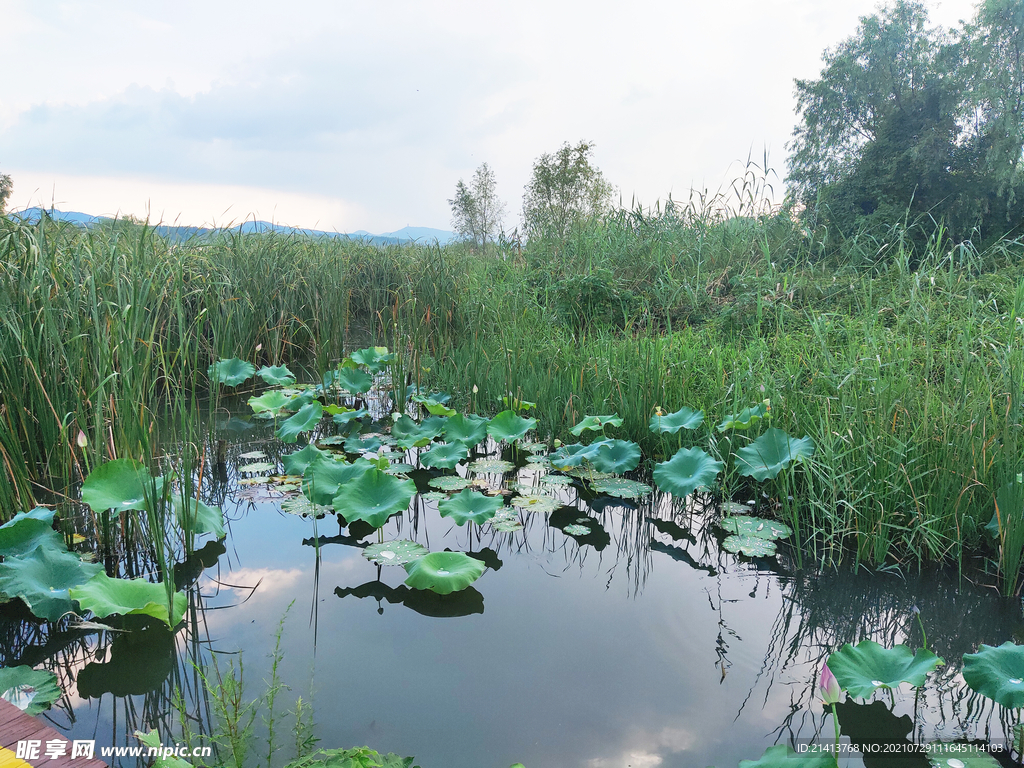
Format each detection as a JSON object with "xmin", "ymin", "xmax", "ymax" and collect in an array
[{"xmin": 6, "ymin": 402, "xmax": 1024, "ymax": 768}]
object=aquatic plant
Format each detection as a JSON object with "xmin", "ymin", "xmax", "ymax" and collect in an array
[
  {"xmin": 443, "ymin": 413, "xmax": 489, "ymax": 448},
  {"xmin": 249, "ymin": 390, "xmax": 297, "ymax": 417},
  {"xmin": 257, "ymin": 364, "xmax": 296, "ymax": 386},
  {"xmin": 278, "ymin": 402, "xmax": 324, "ymax": 443},
  {"xmin": 70, "ymin": 572, "xmax": 188, "ymax": 627},
  {"xmin": 653, "ymin": 447, "xmax": 724, "ymax": 498},
  {"xmin": 826, "ymin": 640, "xmax": 943, "ymax": 699},
  {"xmin": 717, "ymin": 401, "xmax": 770, "ymax": 432},
  {"xmin": 209, "ymin": 358, "xmax": 257, "ymax": 387},
  {"xmin": 438, "ymin": 490, "xmax": 505, "ymax": 525},
  {"xmin": 962, "ymin": 642, "xmax": 1024, "ymax": 710},
  {"xmin": 486, "ymin": 410, "xmax": 537, "ymax": 443},
  {"xmin": 737, "ymin": 745, "xmax": 834, "ymax": 767},
  {"xmin": 333, "ymin": 469, "xmax": 416, "ymax": 529},
  {"xmin": 334, "ymin": 367, "xmax": 374, "ymax": 395},
  {"xmin": 350, "ymin": 346, "xmax": 395, "ymax": 374},
  {"xmin": 649, "ymin": 406, "xmax": 704, "ymax": 434},
  {"xmin": 283, "ymin": 445, "xmax": 327, "ymax": 476},
  {"xmin": 0, "ymin": 507, "xmax": 64, "ymax": 557},
  {"xmin": 570, "ymin": 414, "xmax": 623, "ymax": 435},
  {"xmin": 734, "ymin": 428, "xmax": 815, "ymax": 481},
  {"xmin": 419, "ymin": 442, "xmax": 469, "ymax": 470},
  {"xmin": 0, "ymin": 666, "xmax": 62, "ymax": 715},
  {"xmin": 403, "ymin": 551, "xmax": 486, "ymax": 594},
  {"xmin": 362, "ymin": 540, "xmax": 428, "ymax": 566},
  {"xmin": 0, "ymin": 541, "xmax": 102, "ymax": 621},
  {"xmin": 302, "ymin": 455, "xmax": 372, "ymax": 506},
  {"xmin": 589, "ymin": 477, "xmax": 652, "ymax": 499}
]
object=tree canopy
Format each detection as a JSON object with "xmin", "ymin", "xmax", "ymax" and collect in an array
[
  {"xmin": 522, "ymin": 141, "xmax": 613, "ymax": 242},
  {"xmin": 448, "ymin": 162, "xmax": 506, "ymax": 251}
]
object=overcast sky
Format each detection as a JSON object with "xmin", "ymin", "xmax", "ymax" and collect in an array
[{"xmin": 1, "ymin": 0, "xmax": 979, "ymax": 233}]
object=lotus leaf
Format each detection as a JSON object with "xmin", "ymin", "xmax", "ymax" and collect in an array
[
  {"xmin": 333, "ymin": 469, "xmax": 416, "ymax": 528},
  {"xmin": 590, "ymin": 439, "xmax": 641, "ymax": 474},
  {"xmin": 277, "ymin": 401, "xmax": 324, "ymax": 444},
  {"xmin": 734, "ymin": 428, "xmax": 815, "ymax": 481},
  {"xmin": 653, "ymin": 447, "xmax": 724, "ymax": 498},
  {"xmin": 0, "ymin": 507, "xmax": 63, "ymax": 558},
  {"xmin": 70, "ymin": 573, "xmax": 187, "ymax": 627},
  {"xmin": 526, "ymin": 454, "xmax": 550, "ymax": 465},
  {"xmin": 392, "ymin": 414, "xmax": 445, "ymax": 449},
  {"xmin": 926, "ymin": 743, "xmax": 1001, "ymax": 767},
  {"xmin": 722, "ymin": 501, "xmax": 752, "ymax": 514},
  {"xmin": 962, "ymin": 641, "xmax": 1024, "ymax": 710},
  {"xmin": 827, "ymin": 640, "xmax": 943, "ymax": 698},
  {"xmin": 722, "ymin": 535, "xmax": 777, "ymax": 556},
  {"xmin": 282, "ymin": 444, "xmax": 326, "ymax": 476},
  {"xmin": 0, "ymin": 543, "xmax": 103, "ymax": 621},
  {"xmin": 589, "ymin": 478, "xmax": 652, "ymax": 499},
  {"xmin": 208, "ymin": 357, "xmax": 256, "ymax": 387},
  {"xmin": 287, "ymin": 389, "xmax": 319, "ymax": 411},
  {"xmin": 502, "ymin": 395, "xmax": 536, "ymax": 412},
  {"xmin": 511, "ymin": 494, "xmax": 561, "ymax": 514},
  {"xmin": 335, "ymin": 367, "xmax": 374, "ymax": 395},
  {"xmin": 257, "ymin": 364, "xmax": 296, "ymax": 386},
  {"xmin": 717, "ymin": 401, "xmax": 769, "ymax": 431},
  {"xmin": 414, "ymin": 397, "xmax": 456, "ymax": 417},
  {"xmin": 363, "ymin": 540, "xmax": 428, "ymax": 565},
  {"xmin": 649, "ymin": 407, "xmax": 704, "ymax": 434},
  {"xmin": 332, "ymin": 407, "xmax": 370, "ymax": 428},
  {"xmin": 404, "ymin": 551, "xmax": 486, "ymax": 594},
  {"xmin": 384, "ymin": 463, "xmax": 416, "ymax": 475},
  {"xmin": 439, "ymin": 490, "xmax": 504, "ymax": 525},
  {"xmin": 284, "ymin": 746, "xmax": 421, "ymax": 768},
  {"xmin": 540, "ymin": 474, "xmax": 574, "ymax": 487},
  {"xmin": 412, "ymin": 390, "xmax": 451, "ymax": 405},
  {"xmin": 570, "ymin": 414, "xmax": 623, "ymax": 435},
  {"xmin": 302, "ymin": 455, "xmax": 373, "ymax": 507},
  {"xmin": 444, "ymin": 413, "xmax": 490, "ymax": 447},
  {"xmin": 489, "ymin": 509, "xmax": 524, "ymax": 532},
  {"xmin": 420, "ymin": 442, "xmax": 469, "ymax": 470},
  {"xmin": 719, "ymin": 515, "xmax": 792, "ymax": 540},
  {"xmin": 173, "ymin": 497, "xmax": 225, "ymax": 538},
  {"xmin": 519, "ymin": 440, "xmax": 548, "ymax": 454},
  {"xmin": 428, "ymin": 476, "xmax": 472, "ymax": 491},
  {"xmin": 0, "ymin": 666, "xmax": 61, "ymax": 715},
  {"xmin": 239, "ymin": 461, "xmax": 276, "ymax": 473},
  {"xmin": 248, "ymin": 390, "xmax": 294, "ymax": 417},
  {"xmin": 135, "ymin": 731, "xmax": 192, "ymax": 768},
  {"xmin": 562, "ymin": 466, "xmax": 614, "ymax": 481},
  {"xmin": 82, "ymin": 459, "xmax": 164, "ymax": 514},
  {"xmin": 239, "ymin": 450, "xmax": 266, "ymax": 459},
  {"xmin": 548, "ymin": 443, "xmax": 596, "ymax": 470},
  {"xmin": 345, "ymin": 434, "xmax": 382, "ymax": 454},
  {"xmin": 564, "ymin": 524, "xmax": 591, "ymax": 535},
  {"xmin": 487, "ymin": 410, "xmax": 537, "ymax": 443},
  {"xmin": 350, "ymin": 346, "xmax": 394, "ymax": 373},
  {"xmin": 738, "ymin": 744, "xmax": 835, "ymax": 768},
  {"xmin": 469, "ymin": 458, "xmax": 515, "ymax": 474},
  {"xmin": 422, "ymin": 491, "xmax": 449, "ymax": 502},
  {"xmin": 280, "ymin": 498, "xmax": 331, "ymax": 518}
]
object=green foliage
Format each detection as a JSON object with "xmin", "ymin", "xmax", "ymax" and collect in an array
[
  {"xmin": 0, "ymin": 665, "xmax": 61, "ymax": 715},
  {"xmin": 209, "ymin": 358, "xmax": 257, "ymax": 387},
  {"xmin": 522, "ymin": 140, "xmax": 614, "ymax": 242},
  {"xmin": 173, "ymin": 496, "xmax": 226, "ymax": 538},
  {"xmin": 737, "ymin": 744, "xmax": 836, "ymax": 768},
  {"xmin": 333, "ymin": 469, "xmax": 416, "ymax": 528},
  {"xmin": 278, "ymin": 402, "xmax": 324, "ymax": 444},
  {"xmin": 653, "ymin": 447, "xmax": 724, "ymax": 498},
  {"xmin": 570, "ymin": 414, "xmax": 623, "ymax": 435},
  {"xmin": 350, "ymin": 346, "xmax": 394, "ymax": 374},
  {"xmin": 362, "ymin": 540, "xmax": 428, "ymax": 566},
  {"xmin": 257, "ymin": 364, "xmax": 296, "ymax": 386},
  {"xmin": 284, "ymin": 747, "xmax": 420, "ymax": 768},
  {"xmin": 419, "ymin": 442, "xmax": 469, "ymax": 470},
  {"xmin": 443, "ymin": 413, "xmax": 489, "ymax": 448},
  {"xmin": 649, "ymin": 407, "xmax": 704, "ymax": 434},
  {"xmin": 302, "ymin": 455, "xmax": 372, "ymax": 507},
  {"xmin": 733, "ymin": 428, "xmax": 815, "ymax": 481},
  {"xmin": 962, "ymin": 641, "xmax": 1024, "ymax": 710},
  {"xmin": 0, "ymin": 507, "xmax": 63, "ymax": 557},
  {"xmin": 449, "ymin": 162, "xmax": 507, "ymax": 251},
  {"xmin": 0, "ymin": 541, "xmax": 102, "ymax": 621},
  {"xmin": 403, "ymin": 551, "xmax": 486, "ymax": 594},
  {"xmin": 70, "ymin": 572, "xmax": 187, "ymax": 627},
  {"xmin": 438, "ymin": 489, "xmax": 505, "ymax": 525},
  {"xmin": 283, "ymin": 444, "xmax": 327, "ymax": 477},
  {"xmin": 486, "ymin": 410, "xmax": 537, "ymax": 443},
  {"xmin": 827, "ymin": 640, "xmax": 944, "ymax": 698},
  {"xmin": 81, "ymin": 459, "xmax": 157, "ymax": 513}
]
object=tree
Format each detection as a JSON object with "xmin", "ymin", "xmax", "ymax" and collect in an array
[
  {"xmin": 0, "ymin": 169, "xmax": 11, "ymax": 215},
  {"xmin": 521, "ymin": 141, "xmax": 614, "ymax": 242},
  {"xmin": 448, "ymin": 162, "xmax": 507, "ymax": 250}
]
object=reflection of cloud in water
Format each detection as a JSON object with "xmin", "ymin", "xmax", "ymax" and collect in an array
[{"xmin": 586, "ymin": 725, "xmax": 697, "ymax": 767}]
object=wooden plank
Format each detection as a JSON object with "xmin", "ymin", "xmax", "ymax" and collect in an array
[{"xmin": 0, "ymin": 699, "xmax": 107, "ymax": 768}]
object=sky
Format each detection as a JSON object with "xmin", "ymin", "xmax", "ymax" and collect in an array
[{"xmin": 0, "ymin": 0, "xmax": 980, "ymax": 234}]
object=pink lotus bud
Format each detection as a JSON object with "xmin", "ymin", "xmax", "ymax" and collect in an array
[
  {"xmin": 820, "ymin": 663, "xmax": 842, "ymax": 705},
  {"xmin": 76, "ymin": 430, "xmax": 88, "ymax": 449}
]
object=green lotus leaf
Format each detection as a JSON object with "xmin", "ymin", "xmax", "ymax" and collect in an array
[
  {"xmin": 734, "ymin": 428, "xmax": 816, "ymax": 481},
  {"xmin": 549, "ymin": 443, "xmax": 597, "ymax": 470},
  {"xmin": 962, "ymin": 641, "xmax": 1024, "ymax": 710},
  {"xmin": 208, "ymin": 357, "xmax": 256, "ymax": 387},
  {"xmin": 428, "ymin": 475, "xmax": 472, "ymax": 491},
  {"xmin": 331, "ymin": 407, "xmax": 370, "ymax": 428},
  {"xmin": 469, "ymin": 458, "xmax": 515, "ymax": 474},
  {"xmin": 540, "ymin": 474, "xmax": 574, "ymax": 487},
  {"xmin": 173, "ymin": 497, "xmax": 225, "ymax": 538},
  {"xmin": 280, "ymin": 497, "xmax": 331, "ymax": 518},
  {"xmin": 827, "ymin": 640, "xmax": 944, "ymax": 699},
  {"xmin": 135, "ymin": 731, "xmax": 193, "ymax": 768},
  {"xmin": 256, "ymin": 364, "xmax": 296, "ymax": 386},
  {"xmin": 333, "ymin": 469, "xmax": 416, "ymax": 529},
  {"xmin": 239, "ymin": 461, "xmax": 276, "ymax": 473},
  {"xmin": 350, "ymin": 346, "xmax": 394, "ymax": 374},
  {"xmin": 282, "ymin": 444, "xmax": 327, "ymax": 476},
  {"xmin": 487, "ymin": 410, "xmax": 537, "ymax": 443},
  {"xmin": 719, "ymin": 515, "xmax": 792, "ymax": 541},
  {"xmin": 439, "ymin": 489, "xmax": 504, "ymax": 525},
  {"xmin": 722, "ymin": 501, "xmax": 753, "ymax": 514},
  {"xmin": 345, "ymin": 434, "xmax": 382, "ymax": 454},
  {"xmin": 384, "ymin": 462, "xmax": 416, "ymax": 475},
  {"xmin": 570, "ymin": 414, "xmax": 623, "ymax": 436},
  {"xmin": 0, "ymin": 542, "xmax": 103, "ymax": 621},
  {"xmin": 502, "ymin": 395, "xmax": 536, "ymax": 412},
  {"xmin": 0, "ymin": 666, "xmax": 62, "ymax": 715},
  {"xmin": 562, "ymin": 466, "xmax": 614, "ymax": 480},
  {"xmin": 489, "ymin": 509, "xmax": 524, "ymax": 532},
  {"xmin": 721, "ymin": 534, "xmax": 777, "ymax": 557},
  {"xmin": 302, "ymin": 455, "xmax": 373, "ymax": 506},
  {"xmin": 277, "ymin": 401, "xmax": 324, "ymax": 444},
  {"xmin": 413, "ymin": 394, "xmax": 457, "ymax": 417},
  {"xmin": 589, "ymin": 439, "xmax": 641, "ymax": 474},
  {"xmin": 738, "ymin": 744, "xmax": 835, "ymax": 768},
  {"xmin": 363, "ymin": 539, "xmax": 428, "ymax": 566},
  {"xmin": 70, "ymin": 573, "xmax": 187, "ymax": 628},
  {"xmin": 248, "ymin": 389, "xmax": 294, "ymax": 417},
  {"xmin": 444, "ymin": 413, "xmax": 489, "ymax": 448},
  {"xmin": 335, "ymin": 367, "xmax": 373, "ymax": 395},
  {"xmin": 392, "ymin": 414, "xmax": 446, "ymax": 449},
  {"xmin": 404, "ymin": 551, "xmax": 486, "ymax": 594},
  {"xmin": 412, "ymin": 390, "xmax": 452, "ymax": 404},
  {"xmin": 653, "ymin": 447, "xmax": 724, "ymax": 498},
  {"xmin": 420, "ymin": 442, "xmax": 469, "ymax": 470},
  {"xmin": 520, "ymin": 440, "xmax": 548, "ymax": 454},
  {"xmin": 286, "ymin": 389, "xmax": 318, "ymax": 412},
  {"xmin": 511, "ymin": 494, "xmax": 561, "ymax": 514},
  {"xmin": 717, "ymin": 401, "xmax": 770, "ymax": 432},
  {"xmin": 0, "ymin": 507, "xmax": 63, "ymax": 558},
  {"xmin": 589, "ymin": 478, "xmax": 652, "ymax": 499},
  {"xmin": 82, "ymin": 459, "xmax": 160, "ymax": 513},
  {"xmin": 925, "ymin": 743, "xmax": 1001, "ymax": 767},
  {"xmin": 649, "ymin": 407, "xmax": 704, "ymax": 434}
]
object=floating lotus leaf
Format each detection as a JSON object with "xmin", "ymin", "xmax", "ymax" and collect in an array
[
  {"xmin": 519, "ymin": 440, "xmax": 548, "ymax": 454},
  {"xmin": 649, "ymin": 407, "xmax": 704, "ymax": 434},
  {"xmin": 563, "ymin": 524, "xmax": 591, "ymax": 535},
  {"xmin": 562, "ymin": 466, "xmax": 614, "ymax": 481},
  {"xmin": 0, "ymin": 507, "xmax": 62, "ymax": 558},
  {"xmin": 734, "ymin": 428, "xmax": 815, "ymax": 481},
  {"xmin": 469, "ymin": 458, "xmax": 515, "ymax": 474},
  {"xmin": 548, "ymin": 443, "xmax": 595, "ymax": 470},
  {"xmin": 82, "ymin": 459, "xmax": 159, "ymax": 513},
  {"xmin": 719, "ymin": 515, "xmax": 792, "ymax": 540},
  {"xmin": 173, "ymin": 497, "xmax": 225, "ymax": 538},
  {"xmin": 962, "ymin": 641, "xmax": 1024, "ymax": 710},
  {"xmin": 717, "ymin": 401, "xmax": 769, "ymax": 432},
  {"xmin": 331, "ymin": 407, "xmax": 370, "ymax": 428},
  {"xmin": 277, "ymin": 401, "xmax": 324, "ymax": 444},
  {"xmin": 589, "ymin": 439, "xmax": 642, "ymax": 474},
  {"xmin": 335, "ymin": 367, "xmax": 373, "ymax": 395},
  {"xmin": 363, "ymin": 539, "xmax": 428, "ymax": 565},
  {"xmin": 384, "ymin": 463, "xmax": 416, "ymax": 475},
  {"xmin": 350, "ymin": 346, "xmax": 394, "ymax": 373},
  {"xmin": 827, "ymin": 640, "xmax": 944, "ymax": 699},
  {"xmin": 0, "ymin": 666, "xmax": 61, "ymax": 715},
  {"xmin": 302, "ymin": 455, "xmax": 373, "ymax": 506},
  {"xmin": 511, "ymin": 494, "xmax": 561, "ymax": 514},
  {"xmin": 487, "ymin": 410, "xmax": 537, "ymax": 443},
  {"xmin": 282, "ymin": 444, "xmax": 326, "ymax": 476},
  {"xmin": 239, "ymin": 461, "xmax": 276, "ymax": 473},
  {"xmin": 345, "ymin": 434, "xmax": 382, "ymax": 454},
  {"xmin": 0, "ymin": 542, "xmax": 103, "ymax": 621},
  {"xmin": 722, "ymin": 501, "xmax": 752, "ymax": 514},
  {"xmin": 722, "ymin": 534, "xmax": 777, "ymax": 556},
  {"xmin": 589, "ymin": 478, "xmax": 652, "ymax": 499},
  {"xmin": 526, "ymin": 454, "xmax": 550, "ymax": 465},
  {"xmin": 738, "ymin": 744, "xmax": 835, "ymax": 768},
  {"xmin": 428, "ymin": 476, "xmax": 472, "ymax": 491},
  {"xmin": 71, "ymin": 573, "xmax": 187, "ymax": 628},
  {"xmin": 570, "ymin": 414, "xmax": 623, "ymax": 436},
  {"xmin": 926, "ymin": 743, "xmax": 1001, "ymax": 767},
  {"xmin": 256, "ymin": 364, "xmax": 296, "ymax": 386},
  {"xmin": 403, "ymin": 551, "xmax": 486, "ymax": 594},
  {"xmin": 392, "ymin": 414, "xmax": 446, "ymax": 449},
  {"xmin": 540, "ymin": 474, "xmax": 574, "ymax": 487},
  {"xmin": 280, "ymin": 497, "xmax": 331, "ymax": 517},
  {"xmin": 489, "ymin": 509, "xmax": 524, "ymax": 532},
  {"xmin": 439, "ymin": 490, "xmax": 504, "ymax": 525},
  {"xmin": 653, "ymin": 447, "xmax": 724, "ymax": 498},
  {"xmin": 422, "ymin": 491, "xmax": 449, "ymax": 502},
  {"xmin": 333, "ymin": 469, "xmax": 416, "ymax": 528},
  {"xmin": 238, "ymin": 450, "xmax": 266, "ymax": 459},
  {"xmin": 248, "ymin": 390, "xmax": 294, "ymax": 417},
  {"xmin": 419, "ymin": 442, "xmax": 469, "ymax": 470},
  {"xmin": 208, "ymin": 357, "xmax": 256, "ymax": 387},
  {"xmin": 444, "ymin": 413, "xmax": 490, "ymax": 448}
]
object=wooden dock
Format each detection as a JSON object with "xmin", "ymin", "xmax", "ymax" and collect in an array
[{"xmin": 0, "ymin": 699, "xmax": 107, "ymax": 767}]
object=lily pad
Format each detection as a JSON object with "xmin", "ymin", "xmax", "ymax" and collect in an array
[
  {"xmin": 208, "ymin": 357, "xmax": 256, "ymax": 387},
  {"xmin": 238, "ymin": 450, "xmax": 267, "ymax": 460},
  {"xmin": 540, "ymin": 474, "xmax": 574, "ymax": 487},
  {"xmin": 589, "ymin": 439, "xmax": 641, "ymax": 474},
  {"xmin": 734, "ymin": 428, "xmax": 816, "ymax": 481},
  {"xmin": 71, "ymin": 573, "xmax": 187, "ymax": 627},
  {"xmin": 489, "ymin": 509, "xmax": 524, "ymax": 532},
  {"xmin": 487, "ymin": 410, "xmax": 537, "ymax": 443},
  {"xmin": 420, "ymin": 442, "xmax": 469, "ymax": 470},
  {"xmin": 363, "ymin": 540, "xmax": 428, "ymax": 566},
  {"xmin": 392, "ymin": 414, "xmax": 446, "ymax": 450},
  {"xmin": 511, "ymin": 494, "xmax": 561, "ymax": 514},
  {"xmin": 282, "ymin": 444, "xmax": 327, "ymax": 477},
  {"xmin": 653, "ymin": 447, "xmax": 724, "ymax": 498},
  {"xmin": 384, "ymin": 463, "xmax": 416, "ymax": 475},
  {"xmin": 345, "ymin": 434, "xmax": 383, "ymax": 454},
  {"xmin": 331, "ymin": 407, "xmax": 370, "ymax": 428},
  {"xmin": 248, "ymin": 390, "xmax": 295, "ymax": 417},
  {"xmin": 277, "ymin": 401, "xmax": 324, "ymax": 444},
  {"xmin": 280, "ymin": 497, "xmax": 331, "ymax": 518},
  {"xmin": 335, "ymin": 367, "xmax": 373, "ymax": 395},
  {"xmin": 173, "ymin": 497, "xmax": 225, "ymax": 538},
  {"xmin": 722, "ymin": 501, "xmax": 752, "ymax": 514},
  {"xmin": 302, "ymin": 455, "xmax": 373, "ymax": 506},
  {"xmin": 404, "ymin": 551, "xmax": 486, "ymax": 594},
  {"xmin": 570, "ymin": 414, "xmax": 623, "ymax": 435},
  {"xmin": 333, "ymin": 469, "xmax": 416, "ymax": 528},
  {"xmin": 239, "ymin": 461, "xmax": 276, "ymax": 473},
  {"xmin": 589, "ymin": 478, "xmax": 652, "ymax": 499},
  {"xmin": 0, "ymin": 666, "xmax": 62, "ymax": 715},
  {"xmin": 350, "ymin": 346, "xmax": 394, "ymax": 373},
  {"xmin": 519, "ymin": 440, "xmax": 549, "ymax": 454},
  {"xmin": 0, "ymin": 542, "xmax": 103, "ymax": 621},
  {"xmin": 257, "ymin": 364, "xmax": 296, "ymax": 386},
  {"xmin": 649, "ymin": 407, "xmax": 704, "ymax": 434},
  {"xmin": 738, "ymin": 744, "xmax": 835, "ymax": 768},
  {"xmin": 717, "ymin": 401, "xmax": 769, "ymax": 432},
  {"xmin": 422, "ymin": 491, "xmax": 449, "ymax": 502},
  {"xmin": 444, "ymin": 413, "xmax": 490, "ymax": 448},
  {"xmin": 827, "ymin": 640, "xmax": 944, "ymax": 699},
  {"xmin": 81, "ymin": 459, "xmax": 159, "ymax": 513},
  {"xmin": 0, "ymin": 507, "xmax": 63, "ymax": 558},
  {"xmin": 721, "ymin": 535, "xmax": 777, "ymax": 557},
  {"xmin": 562, "ymin": 466, "xmax": 614, "ymax": 481},
  {"xmin": 549, "ymin": 443, "xmax": 596, "ymax": 470},
  {"xmin": 926, "ymin": 743, "xmax": 1001, "ymax": 767},
  {"xmin": 469, "ymin": 458, "xmax": 515, "ymax": 474},
  {"xmin": 962, "ymin": 641, "xmax": 1024, "ymax": 710},
  {"xmin": 438, "ymin": 490, "xmax": 505, "ymax": 525},
  {"xmin": 719, "ymin": 515, "xmax": 792, "ymax": 540},
  {"xmin": 563, "ymin": 524, "xmax": 591, "ymax": 536},
  {"xmin": 428, "ymin": 476, "xmax": 472, "ymax": 492}
]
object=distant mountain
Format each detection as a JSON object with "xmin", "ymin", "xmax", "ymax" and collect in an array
[{"xmin": 9, "ymin": 208, "xmax": 456, "ymax": 245}]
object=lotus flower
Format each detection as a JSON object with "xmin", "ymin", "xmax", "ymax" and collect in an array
[{"xmin": 820, "ymin": 663, "xmax": 842, "ymax": 705}]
